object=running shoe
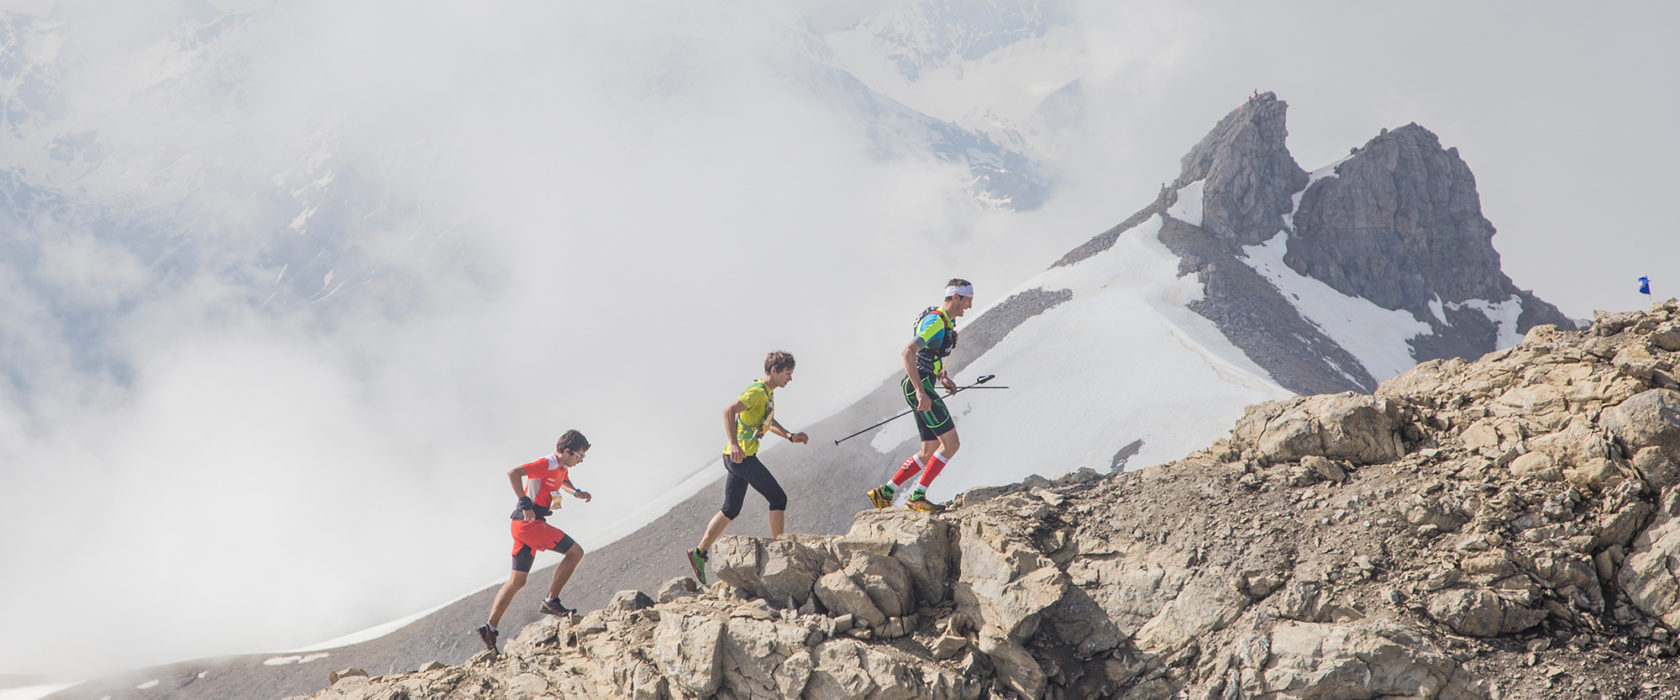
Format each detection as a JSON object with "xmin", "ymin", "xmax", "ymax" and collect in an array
[
  {"xmin": 687, "ymin": 547, "xmax": 709, "ymax": 586},
  {"xmin": 866, "ymin": 486, "xmax": 894, "ymax": 510},
  {"xmin": 476, "ymin": 624, "xmax": 499, "ymax": 654},
  {"xmin": 540, "ymin": 597, "xmax": 576, "ymax": 616},
  {"xmin": 905, "ymin": 494, "xmax": 947, "ymax": 514}
]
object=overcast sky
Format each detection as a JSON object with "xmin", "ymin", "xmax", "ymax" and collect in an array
[{"xmin": 0, "ymin": 0, "xmax": 1674, "ymax": 678}]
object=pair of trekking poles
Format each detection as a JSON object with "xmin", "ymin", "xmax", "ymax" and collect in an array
[{"xmin": 832, "ymin": 374, "xmax": 1007, "ymax": 445}]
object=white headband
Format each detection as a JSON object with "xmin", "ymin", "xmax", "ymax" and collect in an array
[{"xmin": 945, "ymin": 284, "xmax": 974, "ymax": 298}]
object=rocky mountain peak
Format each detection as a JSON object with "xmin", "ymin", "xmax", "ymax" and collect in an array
[
  {"xmin": 1175, "ymin": 91, "xmax": 1308, "ymax": 246},
  {"xmin": 297, "ymin": 301, "xmax": 1680, "ymax": 699},
  {"xmin": 1131, "ymin": 94, "xmax": 1579, "ymax": 394},
  {"xmin": 1289, "ymin": 122, "xmax": 1506, "ymax": 313}
]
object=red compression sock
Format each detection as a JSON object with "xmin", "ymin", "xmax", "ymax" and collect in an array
[
  {"xmin": 918, "ymin": 452, "xmax": 949, "ymax": 487},
  {"xmin": 890, "ymin": 455, "xmax": 924, "ymax": 486}
]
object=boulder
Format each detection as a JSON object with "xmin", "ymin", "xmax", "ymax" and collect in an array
[
  {"xmin": 1654, "ymin": 321, "xmax": 1680, "ymax": 352},
  {"xmin": 1603, "ymin": 389, "xmax": 1680, "ymax": 463},
  {"xmin": 1424, "ymin": 588, "xmax": 1546, "ymax": 637},
  {"xmin": 1563, "ymin": 457, "xmax": 1625, "ymax": 493},
  {"xmin": 1529, "ymin": 419, "xmax": 1612, "ymax": 469},
  {"xmin": 1618, "ymin": 492, "xmax": 1680, "ymax": 628},
  {"xmin": 1233, "ymin": 393, "xmax": 1407, "ymax": 466},
  {"xmin": 1378, "ymin": 357, "xmax": 1468, "ymax": 400},
  {"xmin": 709, "ymin": 535, "xmax": 834, "ymax": 608},
  {"xmin": 719, "ymin": 615, "xmax": 819, "ymax": 698},
  {"xmin": 607, "ymin": 589, "xmax": 655, "ymax": 612},
  {"xmin": 976, "ymin": 626, "xmax": 1047, "ymax": 698},
  {"xmin": 843, "ymin": 511, "xmax": 956, "ymax": 606},
  {"xmin": 802, "ymin": 639, "xmax": 975, "ymax": 700},
  {"xmin": 1131, "ymin": 575, "xmax": 1253, "ymax": 653},
  {"xmin": 842, "ymin": 550, "xmax": 914, "ymax": 619},
  {"xmin": 1509, "ymin": 452, "xmax": 1562, "ymax": 481},
  {"xmin": 1631, "ymin": 446, "xmax": 1680, "ymax": 492},
  {"xmin": 656, "ymin": 576, "xmax": 699, "ymax": 603},
  {"xmin": 814, "ymin": 570, "xmax": 886, "ymax": 630},
  {"xmin": 651, "ymin": 611, "xmax": 725, "ymax": 696},
  {"xmin": 1241, "ymin": 622, "xmax": 1477, "ymax": 699}
]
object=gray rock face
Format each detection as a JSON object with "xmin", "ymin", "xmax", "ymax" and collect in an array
[
  {"xmin": 1290, "ymin": 124, "xmax": 1504, "ymax": 312},
  {"xmin": 1176, "ymin": 91, "xmax": 1309, "ymax": 246},
  {"xmin": 1286, "ymin": 122, "xmax": 1576, "ymax": 356}
]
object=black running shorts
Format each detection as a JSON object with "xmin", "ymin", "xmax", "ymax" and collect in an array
[{"xmin": 901, "ymin": 374, "xmax": 954, "ymax": 442}]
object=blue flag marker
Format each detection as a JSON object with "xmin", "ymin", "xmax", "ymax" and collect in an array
[{"xmin": 1639, "ymin": 276, "xmax": 1652, "ymax": 295}]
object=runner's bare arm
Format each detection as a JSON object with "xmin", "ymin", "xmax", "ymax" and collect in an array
[
  {"xmin": 724, "ymin": 400, "xmax": 748, "ymax": 463},
  {"xmin": 769, "ymin": 419, "xmax": 808, "ymax": 444},
  {"xmin": 507, "ymin": 467, "xmax": 528, "ymax": 500},
  {"xmin": 562, "ymin": 479, "xmax": 591, "ymax": 503},
  {"xmin": 507, "ymin": 467, "xmax": 536, "ymax": 521}
]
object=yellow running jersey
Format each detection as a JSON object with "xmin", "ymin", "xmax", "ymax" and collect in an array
[{"xmin": 725, "ymin": 380, "xmax": 775, "ymax": 457}]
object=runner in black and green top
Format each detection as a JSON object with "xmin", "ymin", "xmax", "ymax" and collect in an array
[
  {"xmin": 687, "ymin": 351, "xmax": 808, "ymax": 585},
  {"xmin": 867, "ymin": 279, "xmax": 974, "ymax": 514}
]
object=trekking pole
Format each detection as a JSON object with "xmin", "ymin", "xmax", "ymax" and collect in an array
[{"xmin": 832, "ymin": 374, "xmax": 1006, "ymax": 445}]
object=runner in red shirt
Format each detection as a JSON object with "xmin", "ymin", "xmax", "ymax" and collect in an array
[{"xmin": 476, "ymin": 430, "xmax": 593, "ymax": 654}]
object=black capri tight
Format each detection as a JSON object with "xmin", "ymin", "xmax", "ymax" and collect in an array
[{"xmin": 720, "ymin": 455, "xmax": 787, "ymax": 519}]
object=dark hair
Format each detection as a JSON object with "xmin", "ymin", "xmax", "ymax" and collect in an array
[
  {"xmin": 765, "ymin": 350, "xmax": 796, "ymax": 374},
  {"xmin": 945, "ymin": 278, "xmax": 973, "ymax": 299},
  {"xmin": 555, "ymin": 430, "xmax": 590, "ymax": 453}
]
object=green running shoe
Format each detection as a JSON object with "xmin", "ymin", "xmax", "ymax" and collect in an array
[
  {"xmin": 867, "ymin": 486, "xmax": 894, "ymax": 510},
  {"xmin": 687, "ymin": 547, "xmax": 709, "ymax": 586},
  {"xmin": 905, "ymin": 494, "xmax": 946, "ymax": 514}
]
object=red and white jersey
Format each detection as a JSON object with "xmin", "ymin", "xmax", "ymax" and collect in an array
[{"xmin": 520, "ymin": 454, "xmax": 570, "ymax": 511}]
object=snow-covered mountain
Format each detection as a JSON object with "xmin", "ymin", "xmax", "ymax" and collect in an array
[
  {"xmin": 39, "ymin": 91, "xmax": 1577, "ymax": 699},
  {"xmin": 818, "ymin": 0, "xmax": 1082, "ymax": 160}
]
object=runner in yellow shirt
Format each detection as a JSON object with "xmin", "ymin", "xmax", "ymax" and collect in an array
[{"xmin": 686, "ymin": 351, "xmax": 808, "ymax": 584}]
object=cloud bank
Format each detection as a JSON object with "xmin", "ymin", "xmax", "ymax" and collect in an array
[{"xmin": 0, "ymin": 0, "xmax": 1084, "ymax": 674}]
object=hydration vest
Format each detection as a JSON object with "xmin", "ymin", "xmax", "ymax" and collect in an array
[{"xmin": 913, "ymin": 307, "xmax": 958, "ymax": 378}]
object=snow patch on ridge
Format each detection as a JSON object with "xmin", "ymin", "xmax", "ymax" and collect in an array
[
  {"xmin": 1166, "ymin": 180, "xmax": 1204, "ymax": 227},
  {"xmin": 1242, "ymin": 232, "xmax": 1432, "ymax": 383},
  {"xmin": 1428, "ymin": 295, "xmax": 1447, "ymax": 325},
  {"xmin": 1451, "ymin": 297, "xmax": 1525, "ymax": 349},
  {"xmin": 0, "ymin": 683, "xmax": 79, "ymax": 700},
  {"xmin": 262, "ymin": 652, "xmax": 329, "ymax": 667},
  {"xmin": 872, "ymin": 215, "xmax": 1291, "ymax": 493}
]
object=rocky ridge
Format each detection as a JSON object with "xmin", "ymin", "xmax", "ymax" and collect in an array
[{"xmin": 299, "ymin": 300, "xmax": 1680, "ymax": 699}]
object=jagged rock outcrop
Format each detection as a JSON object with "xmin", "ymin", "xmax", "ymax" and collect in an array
[
  {"xmin": 1288, "ymin": 124, "xmax": 1575, "ymax": 342},
  {"xmin": 301, "ymin": 300, "xmax": 1680, "ymax": 699},
  {"xmin": 1069, "ymin": 93, "xmax": 1577, "ymax": 396},
  {"xmin": 1176, "ymin": 92, "xmax": 1309, "ymax": 247},
  {"xmin": 1290, "ymin": 124, "xmax": 1502, "ymax": 312}
]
